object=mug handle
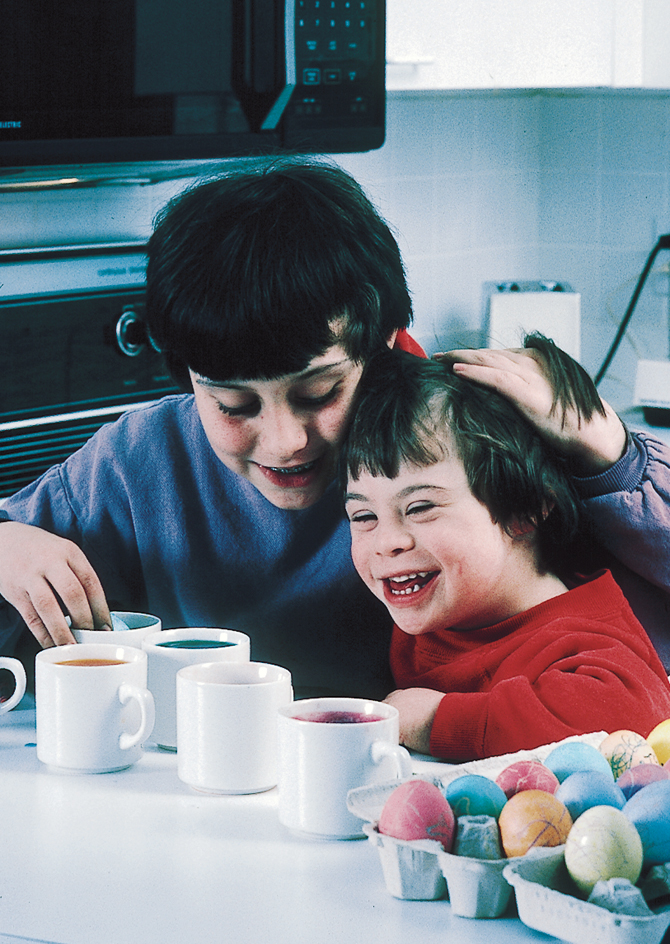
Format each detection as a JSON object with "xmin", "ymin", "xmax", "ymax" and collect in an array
[
  {"xmin": 0, "ymin": 657, "xmax": 26, "ymax": 714},
  {"xmin": 118, "ymin": 684, "xmax": 156, "ymax": 751},
  {"xmin": 370, "ymin": 739, "xmax": 413, "ymax": 779}
]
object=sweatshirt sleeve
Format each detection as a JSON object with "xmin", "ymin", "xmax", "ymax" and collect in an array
[
  {"xmin": 573, "ymin": 431, "xmax": 670, "ymax": 592},
  {"xmin": 428, "ymin": 629, "xmax": 670, "ymax": 761}
]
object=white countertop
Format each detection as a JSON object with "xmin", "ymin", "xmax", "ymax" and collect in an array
[{"xmin": 0, "ymin": 710, "xmax": 552, "ymax": 944}]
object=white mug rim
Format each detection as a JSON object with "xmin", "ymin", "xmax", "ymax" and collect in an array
[
  {"xmin": 143, "ymin": 627, "xmax": 250, "ymax": 649},
  {"xmin": 178, "ymin": 661, "xmax": 291, "ymax": 687},
  {"xmin": 36, "ymin": 643, "xmax": 147, "ymax": 667},
  {"xmin": 278, "ymin": 696, "xmax": 398, "ymax": 723}
]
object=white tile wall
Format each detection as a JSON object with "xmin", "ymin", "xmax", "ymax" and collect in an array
[{"xmin": 2, "ymin": 88, "xmax": 670, "ymax": 413}]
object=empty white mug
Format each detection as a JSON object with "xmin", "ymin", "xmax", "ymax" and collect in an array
[
  {"xmin": 277, "ymin": 696, "xmax": 413, "ymax": 839},
  {"xmin": 177, "ymin": 661, "xmax": 293, "ymax": 795},
  {"xmin": 0, "ymin": 657, "xmax": 26, "ymax": 713},
  {"xmin": 35, "ymin": 643, "xmax": 155, "ymax": 773},
  {"xmin": 142, "ymin": 628, "xmax": 251, "ymax": 750}
]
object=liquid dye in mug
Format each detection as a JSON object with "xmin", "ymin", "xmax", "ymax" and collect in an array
[
  {"xmin": 56, "ymin": 658, "xmax": 128, "ymax": 667},
  {"xmin": 293, "ymin": 710, "xmax": 386, "ymax": 724},
  {"xmin": 155, "ymin": 640, "xmax": 238, "ymax": 650}
]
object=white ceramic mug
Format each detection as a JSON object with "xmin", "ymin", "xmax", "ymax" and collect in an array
[
  {"xmin": 277, "ymin": 696, "xmax": 413, "ymax": 840},
  {"xmin": 177, "ymin": 661, "xmax": 293, "ymax": 795},
  {"xmin": 72, "ymin": 610, "xmax": 161, "ymax": 646},
  {"xmin": 0, "ymin": 657, "xmax": 26, "ymax": 713},
  {"xmin": 142, "ymin": 628, "xmax": 251, "ymax": 750},
  {"xmin": 35, "ymin": 643, "xmax": 155, "ymax": 773}
]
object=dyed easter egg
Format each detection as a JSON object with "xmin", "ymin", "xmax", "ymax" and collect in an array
[
  {"xmin": 555, "ymin": 771, "xmax": 625, "ymax": 821},
  {"xmin": 110, "ymin": 613, "xmax": 130, "ymax": 632},
  {"xmin": 498, "ymin": 790, "xmax": 572, "ymax": 858},
  {"xmin": 623, "ymin": 779, "xmax": 670, "ymax": 866},
  {"xmin": 543, "ymin": 742, "xmax": 613, "ymax": 783},
  {"xmin": 378, "ymin": 779, "xmax": 455, "ymax": 852},
  {"xmin": 495, "ymin": 760, "xmax": 560, "ymax": 799},
  {"xmin": 564, "ymin": 806, "xmax": 643, "ymax": 895},
  {"xmin": 442, "ymin": 774, "xmax": 507, "ymax": 820},
  {"xmin": 599, "ymin": 730, "xmax": 660, "ymax": 779},
  {"xmin": 647, "ymin": 718, "xmax": 670, "ymax": 766},
  {"xmin": 616, "ymin": 763, "xmax": 670, "ymax": 800}
]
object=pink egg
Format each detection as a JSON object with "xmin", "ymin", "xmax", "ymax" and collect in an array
[
  {"xmin": 495, "ymin": 760, "xmax": 560, "ymax": 799},
  {"xmin": 616, "ymin": 763, "xmax": 670, "ymax": 800},
  {"xmin": 498, "ymin": 790, "xmax": 572, "ymax": 858},
  {"xmin": 378, "ymin": 779, "xmax": 455, "ymax": 852}
]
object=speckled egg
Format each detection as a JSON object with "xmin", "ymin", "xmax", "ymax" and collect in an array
[
  {"xmin": 555, "ymin": 770, "xmax": 626, "ymax": 821},
  {"xmin": 599, "ymin": 730, "xmax": 660, "ymax": 779},
  {"xmin": 564, "ymin": 805, "xmax": 643, "ymax": 895},
  {"xmin": 378, "ymin": 779, "xmax": 455, "ymax": 852},
  {"xmin": 623, "ymin": 778, "xmax": 670, "ymax": 866},
  {"xmin": 495, "ymin": 760, "xmax": 560, "ymax": 799},
  {"xmin": 442, "ymin": 774, "xmax": 507, "ymax": 820},
  {"xmin": 498, "ymin": 790, "xmax": 572, "ymax": 858},
  {"xmin": 616, "ymin": 763, "xmax": 670, "ymax": 800},
  {"xmin": 543, "ymin": 741, "xmax": 614, "ymax": 783}
]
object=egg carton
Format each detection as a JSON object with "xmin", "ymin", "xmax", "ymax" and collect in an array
[
  {"xmin": 503, "ymin": 846, "xmax": 670, "ymax": 944},
  {"xmin": 346, "ymin": 732, "xmax": 609, "ymax": 919}
]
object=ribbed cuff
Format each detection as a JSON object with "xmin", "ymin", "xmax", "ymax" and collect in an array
[
  {"xmin": 429, "ymin": 691, "xmax": 489, "ymax": 761},
  {"xmin": 573, "ymin": 431, "xmax": 647, "ymax": 499}
]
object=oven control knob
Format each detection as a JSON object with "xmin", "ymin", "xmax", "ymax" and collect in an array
[{"xmin": 115, "ymin": 309, "xmax": 147, "ymax": 357}]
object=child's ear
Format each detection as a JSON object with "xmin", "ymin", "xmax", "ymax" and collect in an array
[
  {"xmin": 386, "ymin": 329, "xmax": 398, "ymax": 349},
  {"xmin": 509, "ymin": 500, "xmax": 555, "ymax": 537}
]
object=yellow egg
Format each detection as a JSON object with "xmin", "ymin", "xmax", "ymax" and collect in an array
[
  {"xmin": 647, "ymin": 719, "xmax": 670, "ymax": 766},
  {"xmin": 598, "ymin": 730, "xmax": 659, "ymax": 779}
]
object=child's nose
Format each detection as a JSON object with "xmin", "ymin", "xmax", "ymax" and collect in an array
[
  {"xmin": 260, "ymin": 407, "xmax": 309, "ymax": 458},
  {"xmin": 375, "ymin": 519, "xmax": 415, "ymax": 556}
]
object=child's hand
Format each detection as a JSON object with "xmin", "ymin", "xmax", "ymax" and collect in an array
[
  {"xmin": 383, "ymin": 688, "xmax": 445, "ymax": 755},
  {"xmin": 435, "ymin": 347, "xmax": 627, "ymax": 475}
]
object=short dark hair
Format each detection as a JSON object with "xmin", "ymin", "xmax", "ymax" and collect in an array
[
  {"xmin": 145, "ymin": 158, "xmax": 412, "ymax": 388},
  {"xmin": 341, "ymin": 337, "xmax": 604, "ymax": 565}
]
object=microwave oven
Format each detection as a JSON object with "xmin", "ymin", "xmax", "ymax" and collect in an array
[{"xmin": 0, "ymin": 0, "xmax": 385, "ymax": 172}]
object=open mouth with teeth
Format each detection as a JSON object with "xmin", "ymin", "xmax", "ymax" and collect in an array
[
  {"xmin": 384, "ymin": 571, "xmax": 438, "ymax": 599},
  {"xmin": 256, "ymin": 458, "xmax": 321, "ymax": 488}
]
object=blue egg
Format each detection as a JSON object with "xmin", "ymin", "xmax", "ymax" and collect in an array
[
  {"xmin": 623, "ymin": 779, "xmax": 670, "ymax": 866},
  {"xmin": 555, "ymin": 770, "xmax": 625, "ymax": 821},
  {"xmin": 543, "ymin": 742, "xmax": 614, "ymax": 783},
  {"xmin": 110, "ymin": 614, "xmax": 130, "ymax": 632},
  {"xmin": 442, "ymin": 774, "xmax": 507, "ymax": 820}
]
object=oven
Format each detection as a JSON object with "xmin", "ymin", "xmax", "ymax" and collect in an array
[{"xmin": 0, "ymin": 245, "xmax": 179, "ymax": 499}]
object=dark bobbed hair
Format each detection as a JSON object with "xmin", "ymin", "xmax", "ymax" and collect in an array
[
  {"xmin": 341, "ymin": 336, "xmax": 606, "ymax": 566},
  {"xmin": 145, "ymin": 158, "xmax": 413, "ymax": 388}
]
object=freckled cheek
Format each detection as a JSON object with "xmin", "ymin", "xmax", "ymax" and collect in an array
[
  {"xmin": 350, "ymin": 536, "xmax": 375, "ymax": 587},
  {"xmin": 202, "ymin": 414, "xmax": 256, "ymax": 461}
]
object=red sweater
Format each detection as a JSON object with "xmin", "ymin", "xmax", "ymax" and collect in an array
[{"xmin": 390, "ymin": 571, "xmax": 670, "ymax": 761}]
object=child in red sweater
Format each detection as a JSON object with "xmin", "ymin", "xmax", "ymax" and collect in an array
[{"xmin": 341, "ymin": 342, "xmax": 670, "ymax": 760}]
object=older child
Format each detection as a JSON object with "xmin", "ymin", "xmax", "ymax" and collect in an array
[{"xmin": 342, "ymin": 344, "xmax": 670, "ymax": 759}]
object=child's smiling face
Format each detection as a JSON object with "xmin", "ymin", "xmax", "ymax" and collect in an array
[{"xmin": 345, "ymin": 451, "xmax": 539, "ymax": 635}]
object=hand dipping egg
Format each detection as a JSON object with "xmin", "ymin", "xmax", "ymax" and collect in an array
[
  {"xmin": 498, "ymin": 790, "xmax": 572, "ymax": 858},
  {"xmin": 378, "ymin": 779, "xmax": 455, "ymax": 852},
  {"xmin": 564, "ymin": 806, "xmax": 643, "ymax": 895}
]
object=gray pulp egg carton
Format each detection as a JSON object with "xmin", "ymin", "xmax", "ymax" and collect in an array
[
  {"xmin": 504, "ymin": 846, "xmax": 670, "ymax": 944},
  {"xmin": 346, "ymin": 731, "xmax": 609, "ymax": 919}
]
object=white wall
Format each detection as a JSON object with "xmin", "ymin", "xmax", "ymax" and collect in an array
[{"xmin": 3, "ymin": 88, "xmax": 670, "ymax": 413}]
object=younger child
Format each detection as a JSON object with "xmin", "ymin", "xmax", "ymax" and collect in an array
[{"xmin": 342, "ymin": 343, "xmax": 670, "ymax": 760}]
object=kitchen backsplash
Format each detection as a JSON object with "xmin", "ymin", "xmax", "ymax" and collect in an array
[{"xmin": 3, "ymin": 89, "xmax": 670, "ymax": 414}]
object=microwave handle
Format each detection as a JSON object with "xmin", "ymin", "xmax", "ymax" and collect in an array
[{"xmin": 260, "ymin": 0, "xmax": 296, "ymax": 130}]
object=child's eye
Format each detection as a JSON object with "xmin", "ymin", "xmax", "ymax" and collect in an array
[
  {"xmin": 217, "ymin": 401, "xmax": 260, "ymax": 418},
  {"xmin": 406, "ymin": 501, "xmax": 436, "ymax": 516},
  {"xmin": 347, "ymin": 510, "xmax": 377, "ymax": 527},
  {"xmin": 295, "ymin": 385, "xmax": 339, "ymax": 408}
]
